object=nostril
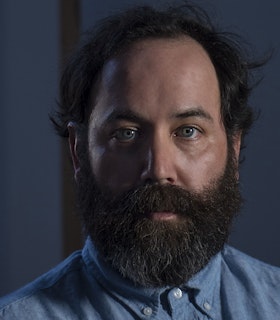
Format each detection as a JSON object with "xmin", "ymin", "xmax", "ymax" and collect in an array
[{"xmin": 143, "ymin": 177, "xmax": 175, "ymax": 186}]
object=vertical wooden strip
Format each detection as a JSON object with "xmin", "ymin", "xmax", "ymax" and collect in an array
[{"xmin": 60, "ymin": 0, "xmax": 83, "ymax": 257}]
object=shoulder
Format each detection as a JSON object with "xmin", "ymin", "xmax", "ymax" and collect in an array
[
  {"xmin": 0, "ymin": 250, "xmax": 85, "ymax": 319},
  {"xmin": 221, "ymin": 244, "xmax": 280, "ymax": 281},
  {"xmin": 218, "ymin": 245, "xmax": 280, "ymax": 317},
  {"xmin": 220, "ymin": 245, "xmax": 280, "ymax": 313}
]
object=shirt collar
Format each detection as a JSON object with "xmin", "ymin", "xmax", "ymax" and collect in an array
[{"xmin": 83, "ymin": 237, "xmax": 222, "ymax": 318}]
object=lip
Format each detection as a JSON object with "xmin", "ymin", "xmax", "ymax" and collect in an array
[{"xmin": 148, "ymin": 211, "xmax": 178, "ymax": 221}]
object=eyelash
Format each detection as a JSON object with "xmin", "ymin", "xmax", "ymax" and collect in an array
[
  {"xmin": 174, "ymin": 126, "xmax": 201, "ymax": 139},
  {"xmin": 112, "ymin": 128, "xmax": 139, "ymax": 142}
]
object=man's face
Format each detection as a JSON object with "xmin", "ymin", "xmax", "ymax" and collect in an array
[
  {"xmin": 70, "ymin": 38, "xmax": 242, "ymax": 287},
  {"xmin": 87, "ymin": 38, "xmax": 234, "ymax": 205}
]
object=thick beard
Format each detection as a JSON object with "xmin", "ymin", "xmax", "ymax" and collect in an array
[{"xmin": 76, "ymin": 147, "xmax": 242, "ymax": 288}]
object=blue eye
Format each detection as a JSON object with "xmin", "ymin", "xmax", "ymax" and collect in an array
[
  {"xmin": 176, "ymin": 126, "xmax": 199, "ymax": 138},
  {"xmin": 114, "ymin": 128, "xmax": 137, "ymax": 142}
]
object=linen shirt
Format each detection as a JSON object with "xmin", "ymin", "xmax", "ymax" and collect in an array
[{"xmin": 0, "ymin": 238, "xmax": 279, "ymax": 319}]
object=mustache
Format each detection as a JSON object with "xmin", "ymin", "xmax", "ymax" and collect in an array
[{"xmin": 99, "ymin": 183, "xmax": 210, "ymax": 218}]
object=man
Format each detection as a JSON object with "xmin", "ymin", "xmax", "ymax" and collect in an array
[{"xmin": 0, "ymin": 3, "xmax": 279, "ymax": 319}]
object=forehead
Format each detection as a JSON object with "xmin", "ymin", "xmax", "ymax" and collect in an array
[{"xmin": 91, "ymin": 37, "xmax": 221, "ymax": 123}]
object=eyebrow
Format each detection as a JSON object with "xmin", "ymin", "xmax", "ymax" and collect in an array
[
  {"xmin": 105, "ymin": 109, "xmax": 144, "ymax": 123},
  {"xmin": 172, "ymin": 107, "xmax": 214, "ymax": 122},
  {"xmin": 104, "ymin": 106, "xmax": 214, "ymax": 124}
]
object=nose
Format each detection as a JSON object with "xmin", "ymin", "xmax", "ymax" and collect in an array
[{"xmin": 140, "ymin": 135, "xmax": 177, "ymax": 185}]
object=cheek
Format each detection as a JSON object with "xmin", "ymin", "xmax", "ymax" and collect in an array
[
  {"xmin": 200, "ymin": 145, "xmax": 228, "ymax": 182},
  {"xmin": 178, "ymin": 139, "xmax": 228, "ymax": 190},
  {"xmin": 89, "ymin": 149, "xmax": 141, "ymax": 193}
]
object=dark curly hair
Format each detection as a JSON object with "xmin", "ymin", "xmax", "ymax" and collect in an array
[{"xmin": 51, "ymin": 3, "xmax": 262, "ymax": 146}]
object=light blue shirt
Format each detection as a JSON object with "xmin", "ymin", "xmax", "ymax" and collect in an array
[{"xmin": 0, "ymin": 238, "xmax": 280, "ymax": 319}]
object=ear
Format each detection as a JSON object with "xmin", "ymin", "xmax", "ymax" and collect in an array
[
  {"xmin": 232, "ymin": 131, "xmax": 242, "ymax": 161},
  {"xmin": 68, "ymin": 122, "xmax": 80, "ymax": 181},
  {"xmin": 231, "ymin": 131, "xmax": 242, "ymax": 179}
]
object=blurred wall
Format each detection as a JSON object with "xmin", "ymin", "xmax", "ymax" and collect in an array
[
  {"xmin": 0, "ymin": 1, "xmax": 61, "ymax": 296},
  {"xmin": 0, "ymin": 0, "xmax": 279, "ymax": 297}
]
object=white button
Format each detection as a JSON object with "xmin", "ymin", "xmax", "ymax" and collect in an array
[
  {"xmin": 142, "ymin": 307, "xmax": 153, "ymax": 316},
  {"xmin": 203, "ymin": 302, "xmax": 211, "ymax": 311},
  {"xmin": 173, "ymin": 288, "xmax": 183, "ymax": 299}
]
